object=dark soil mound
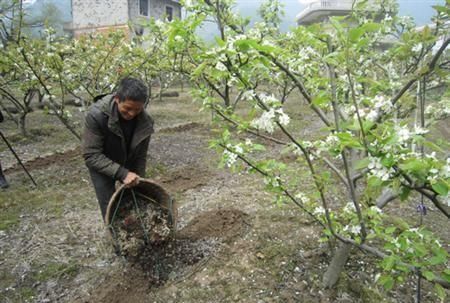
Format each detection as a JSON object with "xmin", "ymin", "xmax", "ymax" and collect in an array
[
  {"xmin": 120, "ymin": 208, "xmax": 249, "ymax": 288},
  {"xmin": 177, "ymin": 208, "xmax": 250, "ymax": 241}
]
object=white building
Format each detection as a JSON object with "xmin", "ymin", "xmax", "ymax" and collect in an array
[
  {"xmin": 65, "ymin": 0, "xmax": 181, "ymax": 37},
  {"xmin": 296, "ymin": 0, "xmax": 354, "ymax": 25}
]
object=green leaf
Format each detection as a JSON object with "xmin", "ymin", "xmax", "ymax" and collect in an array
[
  {"xmin": 312, "ymin": 93, "xmax": 329, "ymax": 106},
  {"xmin": 381, "ymin": 156, "xmax": 394, "ymax": 167},
  {"xmin": 423, "ymin": 141, "xmax": 444, "ymax": 153},
  {"xmin": 432, "ymin": 180, "xmax": 448, "ymax": 196},
  {"xmin": 428, "ymin": 255, "xmax": 446, "ymax": 266},
  {"xmin": 329, "ymin": 17, "xmax": 344, "ymax": 34},
  {"xmin": 336, "ymin": 132, "xmax": 362, "ymax": 149},
  {"xmin": 355, "ymin": 157, "xmax": 370, "ymax": 170},
  {"xmin": 399, "ymin": 186, "xmax": 411, "ymax": 201},
  {"xmin": 385, "ymin": 226, "xmax": 396, "ymax": 234},
  {"xmin": 214, "ymin": 37, "xmax": 226, "ymax": 47},
  {"xmin": 378, "ymin": 275, "xmax": 394, "ymax": 290},
  {"xmin": 399, "ymin": 159, "xmax": 428, "ymax": 177},
  {"xmin": 253, "ymin": 144, "xmax": 266, "ymax": 151},
  {"xmin": 362, "ymin": 120, "xmax": 375, "ymax": 133},
  {"xmin": 368, "ymin": 175, "xmax": 383, "ymax": 188},
  {"xmin": 422, "ymin": 271, "xmax": 435, "ymax": 281},
  {"xmin": 414, "ymin": 244, "xmax": 427, "ymax": 257},
  {"xmin": 234, "ymin": 39, "xmax": 251, "ymax": 51},
  {"xmin": 432, "ymin": 5, "xmax": 450, "ymax": 14},
  {"xmin": 434, "ymin": 284, "xmax": 446, "ymax": 301},
  {"xmin": 222, "ymin": 129, "xmax": 231, "ymax": 141},
  {"xmin": 382, "ymin": 256, "xmax": 396, "ymax": 270},
  {"xmin": 349, "ymin": 27, "xmax": 365, "ymax": 42},
  {"xmin": 192, "ymin": 61, "xmax": 208, "ymax": 78},
  {"xmin": 361, "ymin": 22, "xmax": 381, "ymax": 32}
]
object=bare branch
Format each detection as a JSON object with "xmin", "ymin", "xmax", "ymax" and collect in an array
[{"xmin": 391, "ymin": 38, "xmax": 450, "ymax": 106}]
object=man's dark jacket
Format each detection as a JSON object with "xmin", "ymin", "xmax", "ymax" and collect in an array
[{"xmin": 82, "ymin": 95, "xmax": 154, "ymax": 217}]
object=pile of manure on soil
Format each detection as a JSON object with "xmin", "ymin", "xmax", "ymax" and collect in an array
[
  {"xmin": 109, "ymin": 191, "xmax": 174, "ymax": 260},
  {"xmin": 108, "ymin": 192, "xmax": 220, "ymax": 287},
  {"xmin": 108, "ymin": 189, "xmax": 249, "ymax": 287}
]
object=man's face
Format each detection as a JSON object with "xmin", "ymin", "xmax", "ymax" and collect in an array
[{"xmin": 115, "ymin": 98, "xmax": 144, "ymax": 120}]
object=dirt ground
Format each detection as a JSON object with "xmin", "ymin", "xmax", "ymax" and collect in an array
[{"xmin": 0, "ymin": 90, "xmax": 448, "ymax": 303}]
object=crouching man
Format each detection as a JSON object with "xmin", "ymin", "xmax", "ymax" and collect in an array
[{"xmin": 82, "ymin": 77, "xmax": 154, "ymax": 220}]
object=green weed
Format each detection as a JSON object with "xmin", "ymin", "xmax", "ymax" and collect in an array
[{"xmin": 33, "ymin": 261, "xmax": 79, "ymax": 282}]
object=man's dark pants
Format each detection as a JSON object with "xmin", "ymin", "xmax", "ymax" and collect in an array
[{"xmin": 88, "ymin": 168, "xmax": 116, "ymax": 220}]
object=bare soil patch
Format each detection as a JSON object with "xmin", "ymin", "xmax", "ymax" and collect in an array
[
  {"xmin": 177, "ymin": 208, "xmax": 250, "ymax": 241},
  {"xmin": 4, "ymin": 147, "xmax": 81, "ymax": 173},
  {"xmin": 81, "ymin": 208, "xmax": 249, "ymax": 303}
]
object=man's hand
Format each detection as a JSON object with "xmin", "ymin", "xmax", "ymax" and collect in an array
[{"xmin": 123, "ymin": 172, "xmax": 140, "ymax": 188}]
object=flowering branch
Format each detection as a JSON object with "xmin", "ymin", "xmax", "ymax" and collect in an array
[{"xmin": 391, "ymin": 38, "xmax": 449, "ymax": 106}]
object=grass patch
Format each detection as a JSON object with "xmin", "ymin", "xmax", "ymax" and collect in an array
[
  {"xmin": 145, "ymin": 162, "xmax": 167, "ymax": 178},
  {"xmin": 33, "ymin": 261, "xmax": 79, "ymax": 282},
  {"xmin": 338, "ymin": 275, "xmax": 389, "ymax": 303},
  {"xmin": 18, "ymin": 287, "xmax": 35, "ymax": 302},
  {"xmin": 0, "ymin": 179, "xmax": 90, "ymax": 231},
  {"xmin": 0, "ymin": 212, "xmax": 21, "ymax": 230}
]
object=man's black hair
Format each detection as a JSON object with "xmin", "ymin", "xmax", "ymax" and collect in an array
[{"xmin": 115, "ymin": 77, "xmax": 148, "ymax": 103}]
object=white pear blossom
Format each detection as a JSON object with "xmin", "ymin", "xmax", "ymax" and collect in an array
[
  {"xmin": 155, "ymin": 19, "xmax": 165, "ymax": 28},
  {"xmin": 427, "ymin": 168, "xmax": 439, "ymax": 182},
  {"xmin": 344, "ymin": 224, "xmax": 361, "ymax": 235},
  {"xmin": 242, "ymin": 90, "xmax": 256, "ymax": 101},
  {"xmin": 414, "ymin": 126, "xmax": 429, "ymax": 135},
  {"xmin": 343, "ymin": 202, "xmax": 356, "ymax": 213},
  {"xmin": 396, "ymin": 126, "xmax": 411, "ymax": 144},
  {"xmin": 441, "ymin": 158, "xmax": 450, "ymax": 178},
  {"xmin": 425, "ymin": 152, "xmax": 437, "ymax": 160},
  {"xmin": 259, "ymin": 93, "xmax": 279, "ymax": 106},
  {"xmin": 412, "ymin": 43, "xmax": 422, "ymax": 53},
  {"xmin": 325, "ymin": 134, "xmax": 339, "ymax": 146},
  {"xmin": 366, "ymin": 110, "xmax": 379, "ymax": 121},
  {"xmin": 223, "ymin": 149, "xmax": 238, "ymax": 167},
  {"xmin": 263, "ymin": 176, "xmax": 280, "ymax": 187},
  {"xmin": 251, "ymin": 108, "xmax": 276, "ymax": 133},
  {"xmin": 291, "ymin": 143, "xmax": 303, "ymax": 157},
  {"xmin": 295, "ymin": 192, "xmax": 310, "ymax": 204},
  {"xmin": 215, "ymin": 61, "xmax": 228, "ymax": 72},
  {"xmin": 313, "ymin": 206, "xmax": 326, "ymax": 216},
  {"xmin": 383, "ymin": 14, "xmax": 393, "ymax": 22},
  {"xmin": 368, "ymin": 157, "xmax": 394, "ymax": 181},
  {"xmin": 369, "ymin": 206, "xmax": 383, "ymax": 214},
  {"xmin": 234, "ymin": 145, "xmax": 243, "ymax": 154},
  {"xmin": 373, "ymin": 95, "xmax": 392, "ymax": 110},
  {"xmin": 276, "ymin": 108, "xmax": 290, "ymax": 126}
]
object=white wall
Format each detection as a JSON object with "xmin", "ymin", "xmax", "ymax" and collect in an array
[{"xmin": 72, "ymin": 0, "xmax": 129, "ymax": 30}]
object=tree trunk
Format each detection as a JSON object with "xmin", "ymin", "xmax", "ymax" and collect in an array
[
  {"xmin": 159, "ymin": 78, "xmax": 163, "ymax": 102},
  {"xmin": 376, "ymin": 188, "xmax": 397, "ymax": 209},
  {"xmin": 322, "ymin": 243, "xmax": 352, "ymax": 288},
  {"xmin": 18, "ymin": 112, "xmax": 26, "ymax": 136}
]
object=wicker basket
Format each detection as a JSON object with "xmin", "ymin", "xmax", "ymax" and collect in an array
[{"xmin": 105, "ymin": 178, "xmax": 177, "ymax": 235}]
